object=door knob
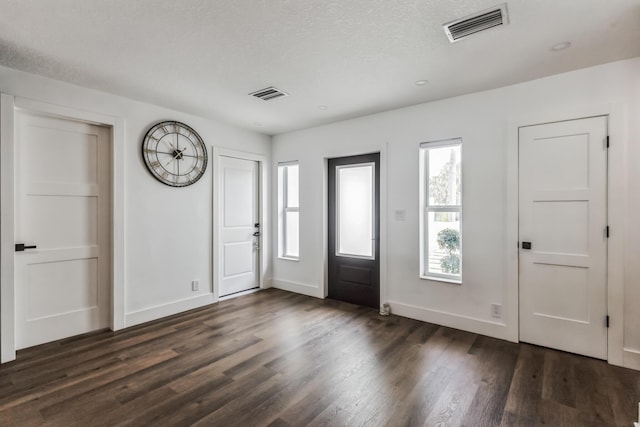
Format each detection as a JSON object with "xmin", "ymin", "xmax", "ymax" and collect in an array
[
  {"xmin": 254, "ymin": 223, "xmax": 260, "ymax": 228},
  {"xmin": 15, "ymin": 243, "xmax": 37, "ymax": 252},
  {"xmin": 521, "ymin": 242, "xmax": 532, "ymax": 250},
  {"xmin": 253, "ymin": 231, "xmax": 261, "ymax": 237}
]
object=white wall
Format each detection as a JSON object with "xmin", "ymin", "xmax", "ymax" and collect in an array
[
  {"xmin": 2, "ymin": 56, "xmax": 639, "ymax": 368},
  {"xmin": 0, "ymin": 65, "xmax": 271, "ymax": 329},
  {"xmin": 271, "ymin": 57, "xmax": 640, "ymax": 367}
]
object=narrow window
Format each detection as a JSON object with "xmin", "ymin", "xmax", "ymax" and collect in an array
[
  {"xmin": 419, "ymin": 139, "xmax": 462, "ymax": 282},
  {"xmin": 278, "ymin": 162, "xmax": 299, "ymax": 260}
]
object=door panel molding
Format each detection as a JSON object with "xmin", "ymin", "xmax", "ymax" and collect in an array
[
  {"xmin": 212, "ymin": 147, "xmax": 268, "ymax": 301},
  {"xmin": 506, "ymin": 103, "xmax": 627, "ymax": 367},
  {"xmin": 1, "ymin": 95, "xmax": 125, "ymax": 363}
]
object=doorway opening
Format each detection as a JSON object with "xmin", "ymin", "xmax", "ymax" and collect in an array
[
  {"xmin": 212, "ymin": 148, "xmax": 267, "ymax": 301},
  {"xmin": 518, "ymin": 115, "xmax": 608, "ymax": 359},
  {"xmin": 327, "ymin": 153, "xmax": 380, "ymax": 309},
  {"xmin": 12, "ymin": 108, "xmax": 113, "ymax": 351}
]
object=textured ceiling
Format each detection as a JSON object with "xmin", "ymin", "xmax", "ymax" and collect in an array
[{"xmin": 0, "ymin": 0, "xmax": 639, "ymax": 135}]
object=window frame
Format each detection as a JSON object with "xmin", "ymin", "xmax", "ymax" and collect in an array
[
  {"xmin": 419, "ymin": 138, "xmax": 462, "ymax": 283},
  {"xmin": 335, "ymin": 162, "xmax": 376, "ymax": 260},
  {"xmin": 278, "ymin": 161, "xmax": 299, "ymax": 261}
]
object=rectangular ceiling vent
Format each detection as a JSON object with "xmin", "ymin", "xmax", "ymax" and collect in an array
[
  {"xmin": 249, "ymin": 86, "xmax": 289, "ymax": 101},
  {"xmin": 443, "ymin": 3, "xmax": 509, "ymax": 43}
]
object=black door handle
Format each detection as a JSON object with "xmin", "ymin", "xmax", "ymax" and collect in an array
[
  {"xmin": 253, "ymin": 232, "xmax": 261, "ymax": 237},
  {"xmin": 521, "ymin": 242, "xmax": 532, "ymax": 250},
  {"xmin": 15, "ymin": 243, "xmax": 37, "ymax": 252}
]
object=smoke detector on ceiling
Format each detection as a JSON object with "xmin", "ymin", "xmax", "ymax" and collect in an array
[
  {"xmin": 443, "ymin": 3, "xmax": 509, "ymax": 43},
  {"xmin": 249, "ymin": 86, "xmax": 289, "ymax": 101}
]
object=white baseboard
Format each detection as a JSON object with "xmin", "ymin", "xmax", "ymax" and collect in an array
[
  {"xmin": 125, "ymin": 293, "xmax": 216, "ymax": 327},
  {"xmin": 388, "ymin": 300, "xmax": 511, "ymax": 342},
  {"xmin": 623, "ymin": 348, "xmax": 640, "ymax": 371},
  {"xmin": 269, "ymin": 278, "xmax": 322, "ymax": 298}
]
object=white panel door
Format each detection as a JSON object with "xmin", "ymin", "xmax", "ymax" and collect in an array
[
  {"xmin": 15, "ymin": 112, "xmax": 111, "ymax": 350},
  {"xmin": 519, "ymin": 116, "xmax": 608, "ymax": 359},
  {"xmin": 219, "ymin": 156, "xmax": 259, "ymax": 297}
]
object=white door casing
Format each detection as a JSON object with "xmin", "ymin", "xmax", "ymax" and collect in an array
[
  {"xmin": 519, "ymin": 116, "xmax": 608, "ymax": 359},
  {"xmin": 218, "ymin": 156, "xmax": 260, "ymax": 297},
  {"xmin": 15, "ymin": 111, "xmax": 111, "ymax": 349}
]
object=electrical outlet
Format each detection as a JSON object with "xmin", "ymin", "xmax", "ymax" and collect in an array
[
  {"xmin": 192, "ymin": 280, "xmax": 199, "ymax": 292},
  {"xmin": 491, "ymin": 303, "xmax": 502, "ymax": 319}
]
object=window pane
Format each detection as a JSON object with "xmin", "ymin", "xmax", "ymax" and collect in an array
[
  {"xmin": 428, "ymin": 145, "xmax": 461, "ymax": 206},
  {"xmin": 426, "ymin": 210, "xmax": 461, "ymax": 276},
  {"xmin": 285, "ymin": 211, "xmax": 299, "ymax": 257},
  {"xmin": 286, "ymin": 165, "xmax": 299, "ymax": 208},
  {"xmin": 337, "ymin": 164, "xmax": 374, "ymax": 257}
]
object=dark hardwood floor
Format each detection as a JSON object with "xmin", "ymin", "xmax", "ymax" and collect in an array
[{"xmin": 0, "ymin": 289, "xmax": 638, "ymax": 427}]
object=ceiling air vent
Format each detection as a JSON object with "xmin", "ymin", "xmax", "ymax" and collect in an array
[
  {"xmin": 443, "ymin": 3, "xmax": 509, "ymax": 43},
  {"xmin": 249, "ymin": 86, "xmax": 289, "ymax": 101}
]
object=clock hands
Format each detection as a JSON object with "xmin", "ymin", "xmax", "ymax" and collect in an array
[
  {"xmin": 174, "ymin": 146, "xmax": 187, "ymax": 160},
  {"xmin": 164, "ymin": 146, "xmax": 189, "ymax": 166}
]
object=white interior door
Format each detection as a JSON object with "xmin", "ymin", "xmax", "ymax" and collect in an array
[
  {"xmin": 519, "ymin": 116, "xmax": 608, "ymax": 359},
  {"xmin": 15, "ymin": 112, "xmax": 111, "ymax": 350},
  {"xmin": 219, "ymin": 156, "xmax": 260, "ymax": 297}
]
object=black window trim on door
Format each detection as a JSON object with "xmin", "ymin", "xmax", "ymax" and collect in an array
[
  {"xmin": 334, "ymin": 161, "xmax": 376, "ymax": 261},
  {"xmin": 328, "ymin": 152, "xmax": 380, "ymax": 309}
]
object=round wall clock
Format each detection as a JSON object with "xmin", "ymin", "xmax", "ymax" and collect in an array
[{"xmin": 142, "ymin": 121, "xmax": 208, "ymax": 187}]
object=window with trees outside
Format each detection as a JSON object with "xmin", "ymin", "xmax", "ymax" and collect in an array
[
  {"xmin": 419, "ymin": 139, "xmax": 462, "ymax": 282},
  {"xmin": 278, "ymin": 162, "xmax": 299, "ymax": 260}
]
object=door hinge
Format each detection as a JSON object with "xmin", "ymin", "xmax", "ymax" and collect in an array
[
  {"xmin": 606, "ymin": 226, "xmax": 610, "ymax": 238},
  {"xmin": 606, "ymin": 135, "xmax": 610, "ymax": 148},
  {"xmin": 606, "ymin": 315, "xmax": 610, "ymax": 328}
]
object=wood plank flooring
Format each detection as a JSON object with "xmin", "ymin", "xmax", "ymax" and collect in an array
[{"xmin": 1, "ymin": 288, "xmax": 639, "ymax": 426}]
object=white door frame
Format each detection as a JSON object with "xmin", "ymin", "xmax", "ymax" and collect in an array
[
  {"xmin": 1, "ymin": 95, "xmax": 126, "ymax": 363},
  {"xmin": 212, "ymin": 147, "xmax": 268, "ymax": 301},
  {"xmin": 506, "ymin": 103, "xmax": 627, "ymax": 367}
]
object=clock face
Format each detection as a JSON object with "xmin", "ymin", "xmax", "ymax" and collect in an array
[{"xmin": 142, "ymin": 121, "xmax": 208, "ymax": 187}]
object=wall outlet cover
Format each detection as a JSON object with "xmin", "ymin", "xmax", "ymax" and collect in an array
[{"xmin": 491, "ymin": 303, "xmax": 502, "ymax": 318}]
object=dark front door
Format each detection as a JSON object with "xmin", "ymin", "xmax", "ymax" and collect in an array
[{"xmin": 328, "ymin": 153, "xmax": 380, "ymax": 309}]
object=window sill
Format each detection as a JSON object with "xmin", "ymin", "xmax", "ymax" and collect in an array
[
  {"xmin": 279, "ymin": 256, "xmax": 299, "ymax": 262},
  {"xmin": 420, "ymin": 274, "xmax": 462, "ymax": 285}
]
